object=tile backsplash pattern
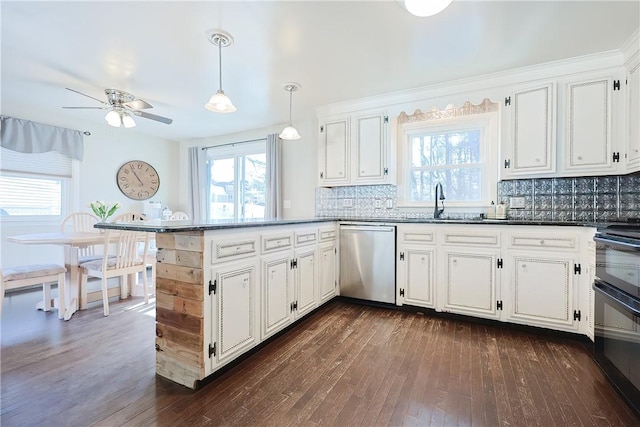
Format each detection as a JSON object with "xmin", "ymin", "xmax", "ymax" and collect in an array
[
  {"xmin": 316, "ymin": 175, "xmax": 640, "ymax": 222},
  {"xmin": 497, "ymin": 175, "xmax": 640, "ymax": 222}
]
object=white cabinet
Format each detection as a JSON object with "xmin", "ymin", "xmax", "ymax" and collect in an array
[
  {"xmin": 441, "ymin": 247, "xmax": 500, "ymax": 320},
  {"xmin": 210, "ymin": 258, "xmax": 259, "ymax": 365},
  {"xmin": 294, "ymin": 247, "xmax": 317, "ymax": 318},
  {"xmin": 318, "ymin": 109, "xmax": 391, "ymax": 187},
  {"xmin": 501, "ymin": 82, "xmax": 556, "ymax": 179},
  {"xmin": 626, "ymin": 62, "xmax": 640, "ymax": 172},
  {"xmin": 396, "ymin": 226, "xmax": 437, "ymax": 309},
  {"xmin": 262, "ymin": 253, "xmax": 293, "ymax": 339},
  {"xmin": 503, "ymin": 251, "xmax": 578, "ymax": 331},
  {"xmin": 561, "ymin": 72, "xmax": 623, "ymax": 174},
  {"xmin": 318, "ymin": 225, "xmax": 337, "ymax": 304}
]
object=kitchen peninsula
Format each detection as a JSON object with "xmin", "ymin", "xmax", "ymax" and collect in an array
[{"xmin": 96, "ymin": 218, "xmax": 597, "ymax": 389}]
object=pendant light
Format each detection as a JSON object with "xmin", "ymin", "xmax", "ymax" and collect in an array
[
  {"xmin": 205, "ymin": 30, "xmax": 236, "ymax": 113},
  {"xmin": 279, "ymin": 83, "xmax": 301, "ymax": 140},
  {"xmin": 403, "ymin": 0, "xmax": 453, "ymax": 17}
]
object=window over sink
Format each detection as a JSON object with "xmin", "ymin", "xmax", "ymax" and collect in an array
[{"xmin": 397, "ymin": 99, "xmax": 499, "ymax": 209}]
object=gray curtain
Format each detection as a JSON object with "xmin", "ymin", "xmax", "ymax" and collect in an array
[
  {"xmin": 265, "ymin": 133, "xmax": 281, "ymax": 219},
  {"xmin": 188, "ymin": 146, "xmax": 208, "ymax": 223},
  {"xmin": 0, "ymin": 116, "xmax": 84, "ymax": 160}
]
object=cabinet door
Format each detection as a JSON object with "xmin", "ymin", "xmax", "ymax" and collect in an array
[
  {"xmin": 504, "ymin": 252, "xmax": 578, "ymax": 331},
  {"xmin": 353, "ymin": 110, "xmax": 388, "ymax": 183},
  {"xmin": 563, "ymin": 76, "xmax": 615, "ymax": 172},
  {"xmin": 397, "ymin": 246, "xmax": 436, "ymax": 309},
  {"xmin": 319, "ymin": 118, "xmax": 350, "ymax": 185},
  {"xmin": 261, "ymin": 254, "xmax": 293, "ymax": 340},
  {"xmin": 441, "ymin": 248, "xmax": 499, "ymax": 319},
  {"xmin": 627, "ymin": 62, "xmax": 640, "ymax": 171},
  {"xmin": 212, "ymin": 260, "xmax": 259, "ymax": 364},
  {"xmin": 503, "ymin": 83, "xmax": 556, "ymax": 177},
  {"xmin": 295, "ymin": 248, "xmax": 317, "ymax": 317},
  {"xmin": 318, "ymin": 242, "xmax": 337, "ymax": 304}
]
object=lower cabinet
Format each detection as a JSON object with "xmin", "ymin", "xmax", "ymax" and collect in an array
[
  {"xmin": 261, "ymin": 252, "xmax": 294, "ymax": 339},
  {"xmin": 294, "ymin": 247, "xmax": 317, "ymax": 318},
  {"xmin": 441, "ymin": 247, "xmax": 500, "ymax": 320},
  {"xmin": 395, "ymin": 224, "xmax": 594, "ymax": 337},
  {"xmin": 210, "ymin": 258, "xmax": 260, "ymax": 366},
  {"xmin": 318, "ymin": 242, "xmax": 337, "ymax": 303}
]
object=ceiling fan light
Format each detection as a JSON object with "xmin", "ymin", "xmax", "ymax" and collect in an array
[
  {"xmin": 105, "ymin": 110, "xmax": 121, "ymax": 127},
  {"xmin": 122, "ymin": 112, "xmax": 136, "ymax": 128},
  {"xmin": 404, "ymin": 0, "xmax": 453, "ymax": 17},
  {"xmin": 279, "ymin": 125, "xmax": 301, "ymax": 140},
  {"xmin": 205, "ymin": 90, "xmax": 237, "ymax": 113}
]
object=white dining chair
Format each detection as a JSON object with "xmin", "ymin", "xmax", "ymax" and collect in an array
[
  {"xmin": 79, "ymin": 230, "xmax": 149, "ymax": 316},
  {"xmin": 113, "ymin": 212, "xmax": 156, "ymax": 294},
  {"xmin": 60, "ymin": 212, "xmax": 102, "ymax": 263},
  {"xmin": 1, "ymin": 264, "xmax": 67, "ymax": 319},
  {"xmin": 169, "ymin": 211, "xmax": 189, "ymax": 220}
]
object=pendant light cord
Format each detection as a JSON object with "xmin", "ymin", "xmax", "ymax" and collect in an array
[
  {"xmin": 218, "ymin": 37, "xmax": 223, "ymax": 90},
  {"xmin": 288, "ymin": 88, "xmax": 293, "ymax": 125}
]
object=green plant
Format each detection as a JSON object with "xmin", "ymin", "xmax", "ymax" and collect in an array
[{"xmin": 90, "ymin": 200, "xmax": 121, "ymax": 222}]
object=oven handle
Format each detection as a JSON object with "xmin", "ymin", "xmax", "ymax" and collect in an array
[
  {"xmin": 594, "ymin": 235, "xmax": 640, "ymax": 249},
  {"xmin": 593, "ymin": 279, "xmax": 640, "ymax": 316}
]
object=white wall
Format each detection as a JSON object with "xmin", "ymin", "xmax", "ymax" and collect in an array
[
  {"xmin": 179, "ymin": 118, "xmax": 317, "ymax": 219},
  {"xmin": 1, "ymin": 107, "xmax": 180, "ymax": 268}
]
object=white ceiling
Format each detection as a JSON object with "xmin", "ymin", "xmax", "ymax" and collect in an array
[{"xmin": 2, "ymin": 1, "xmax": 639, "ymax": 141}]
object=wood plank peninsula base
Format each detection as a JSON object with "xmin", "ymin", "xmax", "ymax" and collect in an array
[{"xmin": 154, "ymin": 231, "xmax": 205, "ymax": 389}]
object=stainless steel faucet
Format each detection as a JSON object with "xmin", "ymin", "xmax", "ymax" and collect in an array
[{"xmin": 434, "ymin": 182, "xmax": 445, "ymax": 218}]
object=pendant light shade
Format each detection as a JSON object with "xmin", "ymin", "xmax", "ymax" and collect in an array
[
  {"xmin": 205, "ymin": 30, "xmax": 236, "ymax": 113},
  {"xmin": 403, "ymin": 0, "xmax": 453, "ymax": 17},
  {"xmin": 279, "ymin": 83, "xmax": 301, "ymax": 140}
]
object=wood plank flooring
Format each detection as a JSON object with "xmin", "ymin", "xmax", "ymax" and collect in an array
[{"xmin": 2, "ymin": 288, "xmax": 639, "ymax": 426}]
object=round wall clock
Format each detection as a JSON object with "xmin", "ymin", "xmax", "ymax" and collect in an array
[{"xmin": 116, "ymin": 160, "xmax": 160, "ymax": 200}]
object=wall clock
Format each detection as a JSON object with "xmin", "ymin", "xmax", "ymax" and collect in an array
[{"xmin": 116, "ymin": 160, "xmax": 160, "ymax": 200}]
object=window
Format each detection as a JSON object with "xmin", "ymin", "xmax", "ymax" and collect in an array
[
  {"xmin": 399, "ymin": 112, "xmax": 498, "ymax": 208},
  {"xmin": 0, "ymin": 148, "xmax": 72, "ymax": 220},
  {"xmin": 207, "ymin": 142, "xmax": 267, "ymax": 221}
]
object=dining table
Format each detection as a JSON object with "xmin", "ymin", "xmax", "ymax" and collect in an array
[{"xmin": 7, "ymin": 231, "xmax": 110, "ymax": 320}]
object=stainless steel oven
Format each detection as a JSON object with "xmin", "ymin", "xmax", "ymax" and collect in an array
[{"xmin": 593, "ymin": 225, "xmax": 640, "ymax": 416}]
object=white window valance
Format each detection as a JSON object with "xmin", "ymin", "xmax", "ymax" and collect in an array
[{"xmin": 0, "ymin": 116, "xmax": 84, "ymax": 161}]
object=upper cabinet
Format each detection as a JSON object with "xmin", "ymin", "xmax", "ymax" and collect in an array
[
  {"xmin": 318, "ymin": 109, "xmax": 393, "ymax": 187},
  {"xmin": 626, "ymin": 61, "xmax": 640, "ymax": 172},
  {"xmin": 502, "ymin": 82, "xmax": 556, "ymax": 179},
  {"xmin": 560, "ymin": 71, "xmax": 624, "ymax": 175}
]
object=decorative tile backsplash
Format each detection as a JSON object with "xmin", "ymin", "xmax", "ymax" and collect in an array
[
  {"xmin": 497, "ymin": 175, "xmax": 640, "ymax": 222},
  {"xmin": 315, "ymin": 174, "xmax": 640, "ymax": 222}
]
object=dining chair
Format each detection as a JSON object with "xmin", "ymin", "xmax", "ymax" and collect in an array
[
  {"xmin": 113, "ymin": 212, "xmax": 156, "ymax": 294},
  {"xmin": 1, "ymin": 264, "xmax": 67, "ymax": 319},
  {"xmin": 79, "ymin": 230, "xmax": 149, "ymax": 316},
  {"xmin": 60, "ymin": 212, "xmax": 102, "ymax": 263},
  {"xmin": 169, "ymin": 211, "xmax": 189, "ymax": 220}
]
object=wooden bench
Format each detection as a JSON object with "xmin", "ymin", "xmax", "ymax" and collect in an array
[{"xmin": 1, "ymin": 264, "xmax": 67, "ymax": 319}]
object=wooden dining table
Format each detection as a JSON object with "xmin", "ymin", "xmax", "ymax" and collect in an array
[{"xmin": 7, "ymin": 231, "xmax": 110, "ymax": 320}]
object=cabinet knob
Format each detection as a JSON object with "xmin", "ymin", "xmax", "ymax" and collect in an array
[
  {"xmin": 535, "ymin": 158, "xmax": 540, "ymax": 163},
  {"xmin": 540, "ymin": 240, "xmax": 545, "ymax": 245},
  {"xmin": 521, "ymin": 264, "xmax": 527, "ymax": 269},
  {"xmin": 577, "ymin": 156, "xmax": 583, "ymax": 160},
  {"xmin": 361, "ymin": 170, "xmax": 365, "ymax": 174},
  {"xmin": 339, "ymin": 172, "xmax": 343, "ymax": 175}
]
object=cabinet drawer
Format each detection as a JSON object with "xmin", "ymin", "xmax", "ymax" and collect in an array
[
  {"xmin": 211, "ymin": 235, "xmax": 259, "ymax": 263},
  {"xmin": 319, "ymin": 227, "xmax": 337, "ymax": 242},
  {"xmin": 442, "ymin": 230, "xmax": 500, "ymax": 246},
  {"xmin": 261, "ymin": 233, "xmax": 294, "ymax": 253},
  {"xmin": 509, "ymin": 235, "xmax": 576, "ymax": 250},
  {"xmin": 399, "ymin": 229, "xmax": 436, "ymax": 244},
  {"xmin": 295, "ymin": 230, "xmax": 317, "ymax": 246}
]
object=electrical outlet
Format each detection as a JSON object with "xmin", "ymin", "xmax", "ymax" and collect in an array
[
  {"xmin": 385, "ymin": 199, "xmax": 394, "ymax": 209},
  {"xmin": 510, "ymin": 196, "xmax": 525, "ymax": 209},
  {"xmin": 373, "ymin": 199, "xmax": 383, "ymax": 209}
]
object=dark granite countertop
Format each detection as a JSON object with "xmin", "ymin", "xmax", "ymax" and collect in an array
[{"xmin": 93, "ymin": 216, "xmax": 617, "ymax": 233}]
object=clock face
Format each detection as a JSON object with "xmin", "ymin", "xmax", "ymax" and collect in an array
[{"xmin": 116, "ymin": 160, "xmax": 160, "ymax": 200}]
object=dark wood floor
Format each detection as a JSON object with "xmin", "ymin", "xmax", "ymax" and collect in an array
[{"xmin": 1, "ymin": 288, "xmax": 639, "ymax": 427}]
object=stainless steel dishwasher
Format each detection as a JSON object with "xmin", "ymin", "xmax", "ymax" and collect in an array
[{"xmin": 339, "ymin": 224, "xmax": 396, "ymax": 304}]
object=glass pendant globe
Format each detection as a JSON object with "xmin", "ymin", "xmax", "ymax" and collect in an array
[
  {"xmin": 205, "ymin": 90, "xmax": 237, "ymax": 113},
  {"xmin": 122, "ymin": 113, "xmax": 136, "ymax": 128},
  {"xmin": 404, "ymin": 0, "xmax": 453, "ymax": 17},
  {"xmin": 279, "ymin": 125, "xmax": 301, "ymax": 140},
  {"xmin": 105, "ymin": 110, "xmax": 121, "ymax": 127}
]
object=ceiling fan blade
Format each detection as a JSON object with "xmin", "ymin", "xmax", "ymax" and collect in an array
[
  {"xmin": 62, "ymin": 106, "xmax": 108, "ymax": 109},
  {"xmin": 124, "ymin": 99, "xmax": 153, "ymax": 110},
  {"xmin": 65, "ymin": 87, "xmax": 109, "ymax": 105},
  {"xmin": 132, "ymin": 110, "xmax": 173, "ymax": 124}
]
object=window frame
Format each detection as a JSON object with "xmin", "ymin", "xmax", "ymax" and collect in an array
[
  {"xmin": 206, "ymin": 141, "xmax": 267, "ymax": 221},
  {"xmin": 397, "ymin": 112, "xmax": 499, "ymax": 209}
]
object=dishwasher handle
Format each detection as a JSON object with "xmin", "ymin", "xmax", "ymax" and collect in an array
[{"xmin": 340, "ymin": 225, "xmax": 395, "ymax": 233}]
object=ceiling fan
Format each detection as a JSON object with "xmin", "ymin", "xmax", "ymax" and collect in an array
[{"xmin": 63, "ymin": 87, "xmax": 173, "ymax": 128}]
